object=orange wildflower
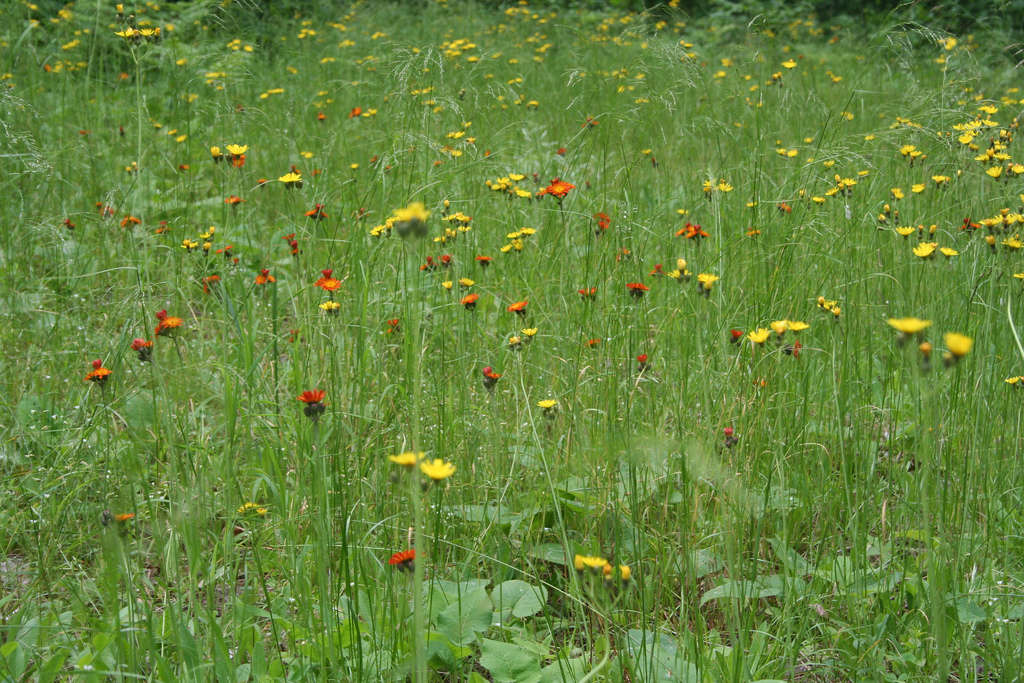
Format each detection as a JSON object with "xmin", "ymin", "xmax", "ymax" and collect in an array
[
  {"xmin": 314, "ymin": 269, "xmax": 342, "ymax": 292},
  {"xmin": 84, "ymin": 359, "xmax": 112, "ymax": 383}
]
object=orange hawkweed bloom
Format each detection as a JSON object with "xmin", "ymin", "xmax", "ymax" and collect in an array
[
  {"xmin": 305, "ymin": 203, "xmax": 328, "ymax": 220},
  {"xmin": 475, "ymin": 255, "xmax": 493, "ymax": 268},
  {"xmin": 593, "ymin": 212, "xmax": 611, "ymax": 233},
  {"xmin": 537, "ymin": 178, "xmax": 576, "ymax": 199},
  {"xmin": 389, "ymin": 549, "xmax": 415, "ymax": 571},
  {"xmin": 154, "ymin": 309, "xmax": 183, "ymax": 337},
  {"xmin": 314, "ymin": 269, "xmax": 342, "ymax": 292},
  {"xmin": 120, "ymin": 215, "xmax": 141, "ymax": 228},
  {"xmin": 578, "ymin": 287, "xmax": 597, "ymax": 299},
  {"xmin": 507, "ymin": 300, "xmax": 528, "ymax": 316},
  {"xmin": 626, "ymin": 282, "xmax": 650, "ymax": 298},
  {"xmin": 255, "ymin": 268, "xmax": 276, "ymax": 285},
  {"xmin": 676, "ymin": 222, "xmax": 708, "ymax": 239},
  {"xmin": 349, "ymin": 106, "xmax": 363, "ymax": 118},
  {"xmin": 225, "ymin": 195, "xmax": 243, "ymax": 206},
  {"xmin": 297, "ymin": 389, "xmax": 326, "ymax": 420},
  {"xmin": 131, "ymin": 338, "xmax": 153, "ymax": 361},
  {"xmin": 114, "ymin": 513, "xmax": 135, "ymax": 522},
  {"xmin": 461, "ymin": 293, "xmax": 480, "ymax": 309},
  {"xmin": 84, "ymin": 359, "xmax": 112, "ymax": 383},
  {"xmin": 482, "ymin": 365, "xmax": 502, "ymax": 390},
  {"xmin": 202, "ymin": 274, "xmax": 220, "ymax": 294}
]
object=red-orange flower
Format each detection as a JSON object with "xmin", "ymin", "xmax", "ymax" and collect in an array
[
  {"xmin": 202, "ymin": 274, "xmax": 220, "ymax": 294},
  {"xmin": 389, "ymin": 549, "xmax": 415, "ymax": 571},
  {"xmin": 349, "ymin": 106, "xmax": 363, "ymax": 118},
  {"xmin": 255, "ymin": 268, "xmax": 276, "ymax": 285},
  {"xmin": 578, "ymin": 287, "xmax": 597, "ymax": 299},
  {"xmin": 507, "ymin": 300, "xmax": 528, "ymax": 316},
  {"xmin": 537, "ymin": 178, "xmax": 576, "ymax": 199},
  {"xmin": 314, "ymin": 269, "xmax": 342, "ymax": 292},
  {"xmin": 482, "ymin": 366, "xmax": 502, "ymax": 390},
  {"xmin": 593, "ymin": 212, "xmax": 610, "ymax": 233},
  {"xmin": 461, "ymin": 293, "xmax": 480, "ymax": 309},
  {"xmin": 676, "ymin": 222, "xmax": 709, "ymax": 239},
  {"xmin": 154, "ymin": 309, "xmax": 183, "ymax": 337},
  {"xmin": 225, "ymin": 195, "xmax": 243, "ymax": 206},
  {"xmin": 626, "ymin": 282, "xmax": 650, "ymax": 298},
  {"xmin": 305, "ymin": 203, "xmax": 328, "ymax": 220},
  {"xmin": 317, "ymin": 111, "xmax": 326, "ymax": 121},
  {"xmin": 120, "ymin": 215, "xmax": 141, "ymax": 228},
  {"xmin": 297, "ymin": 389, "xmax": 326, "ymax": 420},
  {"xmin": 114, "ymin": 513, "xmax": 135, "ymax": 522},
  {"xmin": 386, "ymin": 318, "xmax": 400, "ymax": 334},
  {"xmin": 84, "ymin": 358, "xmax": 112, "ymax": 383},
  {"xmin": 131, "ymin": 338, "xmax": 153, "ymax": 361},
  {"xmin": 475, "ymin": 255, "xmax": 493, "ymax": 268}
]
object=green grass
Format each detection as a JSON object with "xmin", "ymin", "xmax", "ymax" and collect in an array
[{"xmin": 2, "ymin": 1, "xmax": 1024, "ymax": 680}]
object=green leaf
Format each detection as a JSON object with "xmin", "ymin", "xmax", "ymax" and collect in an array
[
  {"xmin": 434, "ymin": 587, "xmax": 493, "ymax": 646},
  {"xmin": 700, "ymin": 575, "xmax": 792, "ymax": 606},
  {"xmin": 538, "ymin": 656, "xmax": 588, "ymax": 682},
  {"xmin": 527, "ymin": 543, "xmax": 569, "ymax": 566},
  {"xmin": 479, "ymin": 638, "xmax": 542, "ymax": 683},
  {"xmin": 624, "ymin": 629, "xmax": 698, "ymax": 683},
  {"xmin": 491, "ymin": 580, "xmax": 548, "ymax": 622},
  {"xmin": 954, "ymin": 597, "xmax": 987, "ymax": 624}
]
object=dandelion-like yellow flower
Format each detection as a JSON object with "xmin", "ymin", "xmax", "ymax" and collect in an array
[
  {"xmin": 537, "ymin": 399, "xmax": 558, "ymax": 410},
  {"xmin": 574, "ymin": 554, "xmax": 609, "ymax": 571},
  {"xmin": 748, "ymin": 328, "xmax": 771, "ymax": 344},
  {"xmin": 420, "ymin": 458, "xmax": 456, "ymax": 480},
  {"xmin": 887, "ymin": 318, "xmax": 932, "ymax": 335},
  {"xmin": 389, "ymin": 451, "xmax": 424, "ymax": 468},
  {"xmin": 944, "ymin": 332, "xmax": 973, "ymax": 357}
]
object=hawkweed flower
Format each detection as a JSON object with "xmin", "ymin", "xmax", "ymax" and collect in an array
[
  {"xmin": 255, "ymin": 268, "xmax": 275, "ymax": 285},
  {"xmin": 507, "ymin": 300, "xmax": 528, "ymax": 317},
  {"xmin": 297, "ymin": 389, "xmax": 326, "ymax": 420},
  {"xmin": 626, "ymin": 282, "xmax": 649, "ymax": 298},
  {"xmin": 224, "ymin": 195, "xmax": 243, "ymax": 207},
  {"xmin": 919, "ymin": 341, "xmax": 933, "ymax": 372},
  {"xmin": 784, "ymin": 340, "xmax": 803, "ymax": 357},
  {"xmin": 278, "ymin": 171, "xmax": 303, "ymax": 188},
  {"xmin": 729, "ymin": 329, "xmax": 744, "ymax": 344},
  {"xmin": 154, "ymin": 310, "xmax": 183, "ymax": 337},
  {"xmin": 210, "ymin": 146, "xmax": 224, "ymax": 163},
  {"xmin": 131, "ymin": 338, "xmax": 153, "ymax": 362},
  {"xmin": 314, "ymin": 269, "xmax": 342, "ymax": 293},
  {"xmin": 604, "ymin": 564, "xmax": 631, "ymax": 582},
  {"xmin": 507, "ymin": 335, "xmax": 523, "ymax": 350},
  {"xmin": 574, "ymin": 554, "xmax": 609, "ymax": 572},
  {"xmin": 748, "ymin": 328, "xmax": 771, "ymax": 345},
  {"xmin": 636, "ymin": 353, "xmax": 649, "ymax": 372},
  {"xmin": 202, "ymin": 275, "xmax": 221, "ymax": 294},
  {"xmin": 696, "ymin": 273, "xmax": 719, "ymax": 296},
  {"xmin": 676, "ymin": 222, "xmax": 709, "ymax": 239},
  {"xmin": 420, "ymin": 458, "xmax": 456, "ymax": 481},
  {"xmin": 63, "ymin": 218, "xmax": 75, "ymax": 230},
  {"xmin": 536, "ymin": 178, "xmax": 575, "ymax": 200},
  {"xmin": 887, "ymin": 317, "xmax": 931, "ymax": 345},
  {"xmin": 537, "ymin": 399, "xmax": 558, "ymax": 417},
  {"xmin": 226, "ymin": 144, "xmax": 247, "ymax": 167},
  {"xmin": 389, "ymin": 549, "xmax": 416, "ymax": 572},
  {"xmin": 320, "ymin": 301, "xmax": 341, "ymax": 314},
  {"xmin": 389, "ymin": 451, "xmax": 424, "ymax": 468},
  {"xmin": 482, "ymin": 366, "xmax": 501, "ymax": 390},
  {"xmin": 461, "ymin": 293, "xmax": 480, "ymax": 310},
  {"xmin": 943, "ymin": 332, "xmax": 973, "ymax": 366},
  {"xmin": 723, "ymin": 426, "xmax": 738, "ymax": 449},
  {"xmin": 475, "ymin": 255, "xmax": 493, "ymax": 268},
  {"xmin": 578, "ymin": 287, "xmax": 597, "ymax": 300},
  {"xmin": 120, "ymin": 215, "xmax": 141, "ymax": 229},
  {"xmin": 593, "ymin": 212, "xmax": 611, "ymax": 234},
  {"xmin": 305, "ymin": 203, "xmax": 328, "ymax": 220},
  {"xmin": 84, "ymin": 359, "xmax": 112, "ymax": 384},
  {"xmin": 1005, "ymin": 376, "xmax": 1024, "ymax": 388},
  {"xmin": 237, "ymin": 501, "xmax": 268, "ymax": 516},
  {"xmin": 385, "ymin": 318, "xmax": 400, "ymax": 334},
  {"xmin": 392, "ymin": 202, "xmax": 430, "ymax": 238}
]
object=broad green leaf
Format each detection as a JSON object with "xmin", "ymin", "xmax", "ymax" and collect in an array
[
  {"xmin": 492, "ymin": 580, "xmax": 548, "ymax": 622},
  {"xmin": 435, "ymin": 587, "xmax": 493, "ymax": 646},
  {"xmin": 479, "ymin": 637, "xmax": 542, "ymax": 683},
  {"xmin": 527, "ymin": 543, "xmax": 569, "ymax": 566},
  {"xmin": 539, "ymin": 656, "xmax": 588, "ymax": 682}
]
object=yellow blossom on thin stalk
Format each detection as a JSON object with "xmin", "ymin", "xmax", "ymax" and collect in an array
[
  {"xmin": 389, "ymin": 451, "xmax": 424, "ymax": 468},
  {"xmin": 420, "ymin": 458, "xmax": 456, "ymax": 480}
]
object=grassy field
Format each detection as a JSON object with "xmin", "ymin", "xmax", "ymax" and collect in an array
[{"xmin": 2, "ymin": 0, "xmax": 1024, "ymax": 680}]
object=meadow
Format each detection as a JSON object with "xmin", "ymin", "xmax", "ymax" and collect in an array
[{"xmin": 2, "ymin": 0, "xmax": 1024, "ymax": 680}]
